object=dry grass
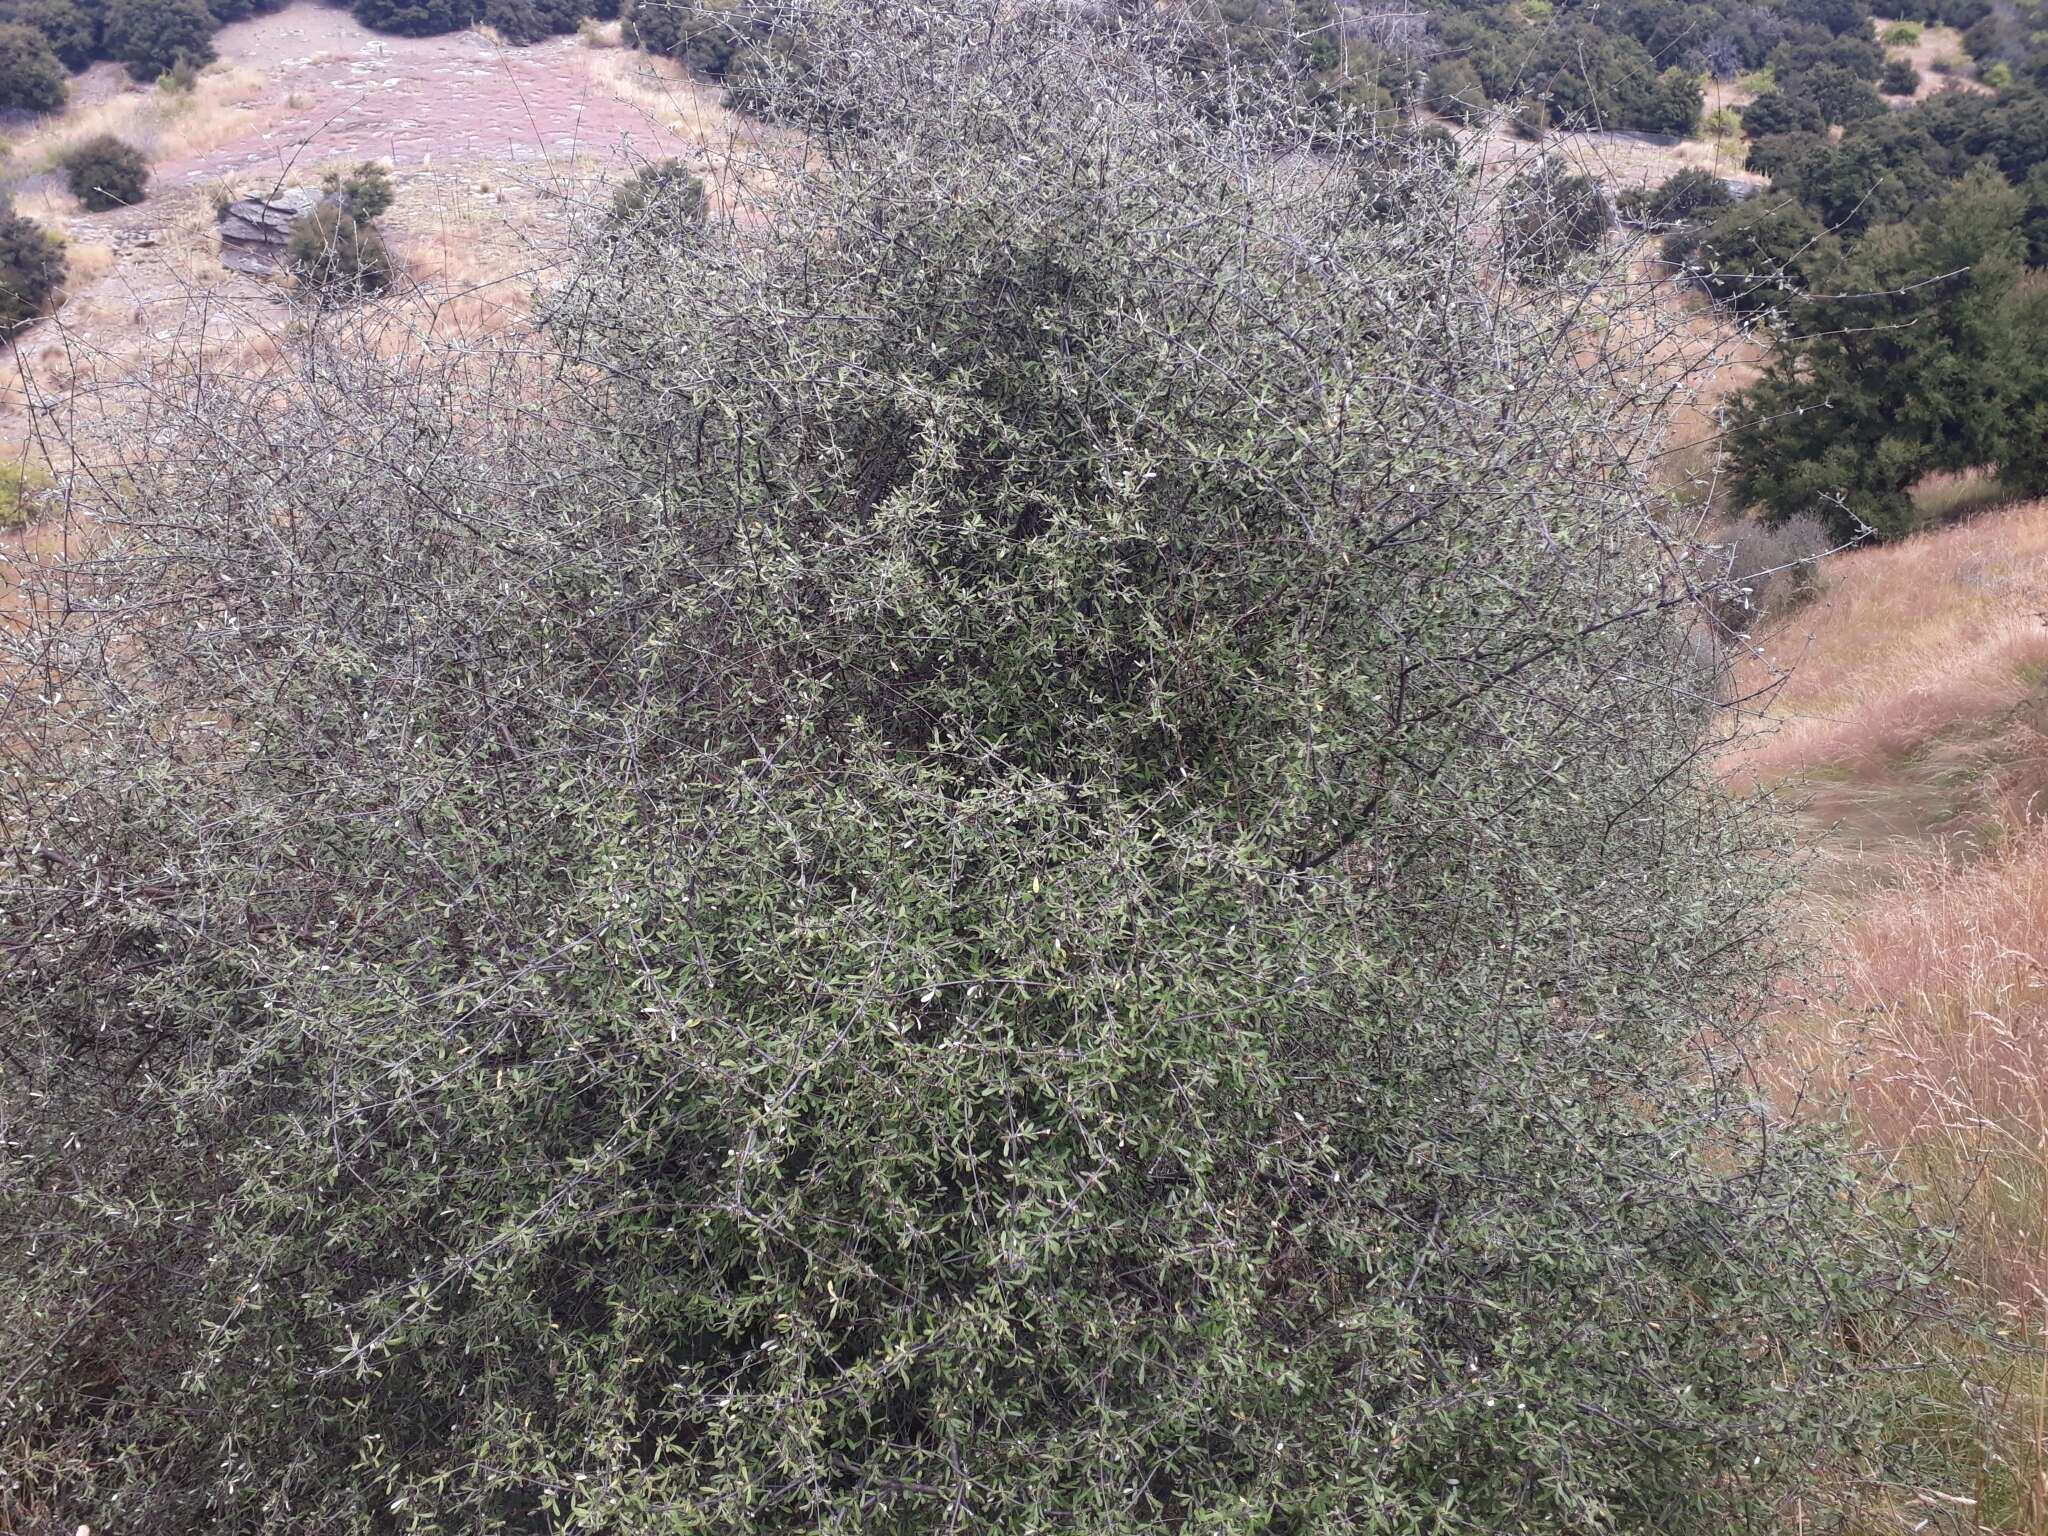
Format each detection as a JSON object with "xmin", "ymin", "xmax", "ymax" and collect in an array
[
  {"xmin": 1874, "ymin": 15, "xmax": 1994, "ymax": 99},
  {"xmin": 1733, "ymin": 496, "xmax": 2048, "ymax": 1528},
  {"xmin": 585, "ymin": 47, "xmax": 733, "ymax": 139},
  {"xmin": 7, "ymin": 64, "xmax": 272, "ymax": 176},
  {"xmin": 62, "ymin": 242, "xmax": 116, "ymax": 293},
  {"xmin": 1728, "ymin": 498, "xmax": 2048, "ymax": 878}
]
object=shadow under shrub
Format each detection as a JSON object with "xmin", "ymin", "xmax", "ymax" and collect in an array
[{"xmin": 0, "ymin": 3, "xmax": 1946, "ymax": 1533}]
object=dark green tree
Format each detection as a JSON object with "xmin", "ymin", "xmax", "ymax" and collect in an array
[
  {"xmin": 0, "ymin": 200, "xmax": 62, "ymax": 330},
  {"xmin": 1618, "ymin": 166, "xmax": 1737, "ymax": 228},
  {"xmin": 349, "ymin": 0, "xmax": 470, "ymax": 36},
  {"xmin": 1730, "ymin": 170, "xmax": 2027, "ymax": 537},
  {"xmin": 100, "ymin": 0, "xmax": 215, "ymax": 79},
  {"xmin": 0, "ymin": 0, "xmax": 94, "ymax": 69},
  {"xmin": 1664, "ymin": 192, "xmax": 1837, "ymax": 315},
  {"xmin": 0, "ymin": 20, "xmax": 65, "ymax": 109}
]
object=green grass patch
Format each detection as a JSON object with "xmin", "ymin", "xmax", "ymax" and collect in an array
[{"xmin": 0, "ymin": 459, "xmax": 51, "ymax": 530}]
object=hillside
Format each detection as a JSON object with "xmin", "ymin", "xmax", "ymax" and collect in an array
[{"xmin": 1727, "ymin": 498, "xmax": 2048, "ymax": 1519}]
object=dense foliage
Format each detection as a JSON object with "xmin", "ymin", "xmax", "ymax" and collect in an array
[
  {"xmin": 100, "ymin": 0, "xmax": 213, "ymax": 79},
  {"xmin": 607, "ymin": 155, "xmax": 707, "ymax": 233},
  {"xmin": 0, "ymin": 4, "xmax": 1941, "ymax": 1533},
  {"xmin": 1728, "ymin": 171, "xmax": 2048, "ymax": 537},
  {"xmin": 0, "ymin": 19, "xmax": 65, "ymax": 109},
  {"xmin": 0, "ymin": 0, "xmax": 88, "ymax": 69},
  {"xmin": 287, "ymin": 199, "xmax": 396, "ymax": 298},
  {"xmin": 59, "ymin": 132, "xmax": 148, "ymax": 210},
  {"xmin": 0, "ymin": 199, "xmax": 60, "ymax": 329}
]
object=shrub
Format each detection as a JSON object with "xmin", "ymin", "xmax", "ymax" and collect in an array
[
  {"xmin": 1983, "ymin": 58, "xmax": 2012, "ymax": 87},
  {"xmin": 1742, "ymin": 87, "xmax": 1825, "ymax": 136},
  {"xmin": 1502, "ymin": 159, "xmax": 1612, "ymax": 272},
  {"xmin": 0, "ymin": 21, "xmax": 65, "ymax": 111},
  {"xmin": 1701, "ymin": 105, "xmax": 1741, "ymax": 137},
  {"xmin": 60, "ymin": 134, "xmax": 150, "ymax": 210},
  {"xmin": 322, "ymin": 158, "xmax": 394, "ymax": 220},
  {"xmin": 286, "ymin": 203, "xmax": 395, "ymax": 299},
  {"xmin": 0, "ymin": 0, "xmax": 94, "ymax": 69},
  {"xmin": 0, "ymin": 6, "xmax": 1940, "ymax": 1533},
  {"xmin": 1881, "ymin": 55, "xmax": 1921, "ymax": 92},
  {"xmin": 349, "ymin": 0, "xmax": 469, "ymax": 35},
  {"xmin": 101, "ymin": 0, "xmax": 215, "ymax": 79},
  {"xmin": 1700, "ymin": 513, "xmax": 1834, "ymax": 635},
  {"xmin": 607, "ymin": 156, "xmax": 706, "ymax": 232},
  {"xmin": 1424, "ymin": 55, "xmax": 1486, "ymax": 121},
  {"xmin": 1618, "ymin": 166, "xmax": 1738, "ymax": 227},
  {"xmin": 1883, "ymin": 19, "xmax": 1924, "ymax": 44},
  {"xmin": 0, "ymin": 201, "xmax": 62, "ymax": 330}
]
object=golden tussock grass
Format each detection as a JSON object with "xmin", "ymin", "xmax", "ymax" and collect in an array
[
  {"xmin": 585, "ymin": 47, "xmax": 734, "ymax": 140},
  {"xmin": 62, "ymin": 242, "xmax": 116, "ymax": 292},
  {"xmin": 10, "ymin": 64, "xmax": 272, "ymax": 174},
  {"xmin": 1736, "ymin": 496, "xmax": 2048, "ymax": 1527}
]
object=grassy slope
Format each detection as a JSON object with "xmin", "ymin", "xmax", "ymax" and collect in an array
[{"xmin": 1728, "ymin": 498, "xmax": 2048, "ymax": 1529}]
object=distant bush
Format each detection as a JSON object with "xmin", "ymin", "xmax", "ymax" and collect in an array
[
  {"xmin": 1618, "ymin": 166, "xmax": 1738, "ymax": 228},
  {"xmin": 1883, "ymin": 19, "xmax": 1924, "ymax": 44},
  {"xmin": 101, "ymin": 0, "xmax": 216, "ymax": 80},
  {"xmin": 287, "ymin": 204, "xmax": 396, "ymax": 299},
  {"xmin": 0, "ymin": 21, "xmax": 66, "ymax": 110},
  {"xmin": 0, "ymin": 202, "xmax": 63, "ymax": 331},
  {"xmin": 608, "ymin": 156, "xmax": 706, "ymax": 233},
  {"xmin": 623, "ymin": 0, "xmax": 752, "ymax": 76},
  {"xmin": 0, "ymin": 0, "xmax": 93, "ymax": 69},
  {"xmin": 1424, "ymin": 55, "xmax": 1486, "ymax": 122},
  {"xmin": 1983, "ymin": 59, "xmax": 2012, "ymax": 87},
  {"xmin": 349, "ymin": 0, "xmax": 468, "ymax": 36},
  {"xmin": 1502, "ymin": 160, "xmax": 1612, "ymax": 273},
  {"xmin": 61, "ymin": 134, "xmax": 150, "ymax": 211},
  {"xmin": 1701, "ymin": 105, "xmax": 1741, "ymax": 137},
  {"xmin": 1881, "ymin": 55, "xmax": 1921, "ymax": 93},
  {"xmin": 1742, "ymin": 87, "xmax": 1825, "ymax": 137}
]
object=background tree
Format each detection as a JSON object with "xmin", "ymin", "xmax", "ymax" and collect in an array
[
  {"xmin": 100, "ymin": 0, "xmax": 215, "ymax": 79},
  {"xmin": 0, "ymin": 20, "xmax": 65, "ymax": 109},
  {"xmin": 0, "ymin": 0, "xmax": 94, "ymax": 69},
  {"xmin": 1663, "ymin": 192, "xmax": 1837, "ymax": 314},
  {"xmin": 348, "ymin": 0, "xmax": 469, "ymax": 36},
  {"xmin": 1730, "ymin": 170, "xmax": 2029, "ymax": 537}
]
